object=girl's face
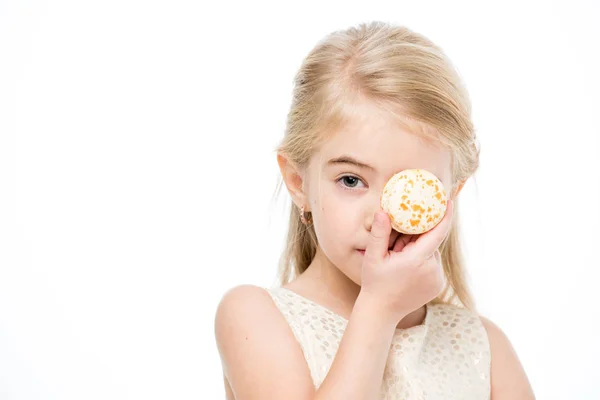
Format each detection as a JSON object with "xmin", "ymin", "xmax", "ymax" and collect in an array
[{"xmin": 302, "ymin": 106, "xmax": 455, "ymax": 285}]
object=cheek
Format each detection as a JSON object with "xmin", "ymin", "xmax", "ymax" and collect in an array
[
  {"xmin": 312, "ymin": 192, "xmax": 356, "ymax": 242},
  {"xmin": 312, "ymin": 189, "xmax": 343, "ymax": 224}
]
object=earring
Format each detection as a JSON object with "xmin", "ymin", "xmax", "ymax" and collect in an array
[{"xmin": 299, "ymin": 205, "xmax": 312, "ymax": 225}]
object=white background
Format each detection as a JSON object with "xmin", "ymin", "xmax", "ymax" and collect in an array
[{"xmin": 1, "ymin": 0, "xmax": 599, "ymax": 399}]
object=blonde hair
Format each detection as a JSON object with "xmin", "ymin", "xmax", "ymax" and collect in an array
[{"xmin": 272, "ymin": 21, "xmax": 481, "ymax": 312}]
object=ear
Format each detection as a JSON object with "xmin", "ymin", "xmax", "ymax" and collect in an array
[
  {"xmin": 451, "ymin": 179, "xmax": 467, "ymax": 200},
  {"xmin": 277, "ymin": 152, "xmax": 309, "ymax": 210}
]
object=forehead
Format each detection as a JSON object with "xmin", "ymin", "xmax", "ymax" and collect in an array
[{"xmin": 316, "ymin": 107, "xmax": 452, "ymax": 183}]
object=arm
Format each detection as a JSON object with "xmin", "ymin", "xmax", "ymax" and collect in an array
[
  {"xmin": 214, "ymin": 285, "xmax": 402, "ymax": 400},
  {"xmin": 214, "ymin": 285, "xmax": 314, "ymax": 400},
  {"xmin": 223, "ymin": 373, "xmax": 235, "ymax": 400},
  {"xmin": 480, "ymin": 316, "xmax": 536, "ymax": 399},
  {"xmin": 313, "ymin": 291, "xmax": 399, "ymax": 399}
]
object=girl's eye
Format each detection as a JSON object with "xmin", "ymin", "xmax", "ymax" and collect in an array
[{"xmin": 338, "ymin": 175, "xmax": 366, "ymax": 190}]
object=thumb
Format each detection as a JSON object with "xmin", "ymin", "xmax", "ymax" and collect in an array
[{"xmin": 364, "ymin": 210, "xmax": 391, "ymax": 264}]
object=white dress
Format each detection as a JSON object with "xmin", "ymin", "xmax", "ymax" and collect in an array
[{"xmin": 266, "ymin": 286, "xmax": 491, "ymax": 400}]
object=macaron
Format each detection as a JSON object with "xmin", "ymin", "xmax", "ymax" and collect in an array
[{"xmin": 380, "ymin": 169, "xmax": 448, "ymax": 234}]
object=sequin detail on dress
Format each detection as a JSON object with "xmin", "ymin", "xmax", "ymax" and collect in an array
[{"xmin": 266, "ymin": 286, "xmax": 491, "ymax": 399}]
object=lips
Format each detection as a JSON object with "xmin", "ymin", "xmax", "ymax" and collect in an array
[{"xmin": 357, "ymin": 246, "xmax": 394, "ymax": 255}]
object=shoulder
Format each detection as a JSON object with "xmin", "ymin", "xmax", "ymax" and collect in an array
[
  {"xmin": 478, "ymin": 314, "xmax": 536, "ymax": 399},
  {"xmin": 214, "ymin": 284, "xmax": 314, "ymax": 400},
  {"xmin": 214, "ymin": 284, "xmax": 280, "ymax": 329}
]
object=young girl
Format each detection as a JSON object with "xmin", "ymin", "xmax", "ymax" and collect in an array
[{"xmin": 214, "ymin": 21, "xmax": 535, "ymax": 400}]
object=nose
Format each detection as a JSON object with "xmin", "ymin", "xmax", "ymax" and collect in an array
[{"xmin": 364, "ymin": 199, "xmax": 380, "ymax": 233}]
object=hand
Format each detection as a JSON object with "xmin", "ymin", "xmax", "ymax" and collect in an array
[{"xmin": 359, "ymin": 200, "xmax": 454, "ymax": 321}]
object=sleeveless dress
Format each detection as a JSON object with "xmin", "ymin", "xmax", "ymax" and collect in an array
[{"xmin": 265, "ymin": 286, "xmax": 491, "ymax": 400}]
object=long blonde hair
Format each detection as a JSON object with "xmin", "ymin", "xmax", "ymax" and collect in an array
[{"xmin": 272, "ymin": 21, "xmax": 481, "ymax": 312}]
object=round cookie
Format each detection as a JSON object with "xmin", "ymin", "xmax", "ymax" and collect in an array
[{"xmin": 380, "ymin": 169, "xmax": 448, "ymax": 234}]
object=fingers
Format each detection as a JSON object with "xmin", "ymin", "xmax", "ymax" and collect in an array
[
  {"xmin": 364, "ymin": 210, "xmax": 392, "ymax": 264},
  {"xmin": 406, "ymin": 200, "xmax": 454, "ymax": 261},
  {"xmin": 392, "ymin": 232, "xmax": 417, "ymax": 253}
]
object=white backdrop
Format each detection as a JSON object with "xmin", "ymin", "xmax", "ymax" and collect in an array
[{"xmin": 1, "ymin": 0, "xmax": 599, "ymax": 399}]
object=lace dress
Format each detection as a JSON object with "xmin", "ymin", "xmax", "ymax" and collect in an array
[{"xmin": 266, "ymin": 286, "xmax": 491, "ymax": 399}]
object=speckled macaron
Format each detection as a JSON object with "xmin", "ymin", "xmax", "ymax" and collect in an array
[{"xmin": 381, "ymin": 169, "xmax": 448, "ymax": 234}]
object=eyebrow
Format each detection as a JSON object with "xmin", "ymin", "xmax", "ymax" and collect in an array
[{"xmin": 326, "ymin": 155, "xmax": 376, "ymax": 172}]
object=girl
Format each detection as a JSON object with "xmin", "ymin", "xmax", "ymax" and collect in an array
[{"xmin": 214, "ymin": 21, "xmax": 535, "ymax": 399}]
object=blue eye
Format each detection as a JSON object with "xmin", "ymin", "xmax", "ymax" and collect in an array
[{"xmin": 337, "ymin": 175, "xmax": 366, "ymax": 190}]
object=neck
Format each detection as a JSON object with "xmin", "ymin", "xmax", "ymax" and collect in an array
[
  {"xmin": 297, "ymin": 245, "xmax": 427, "ymax": 329},
  {"xmin": 301, "ymin": 246, "xmax": 362, "ymax": 315}
]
